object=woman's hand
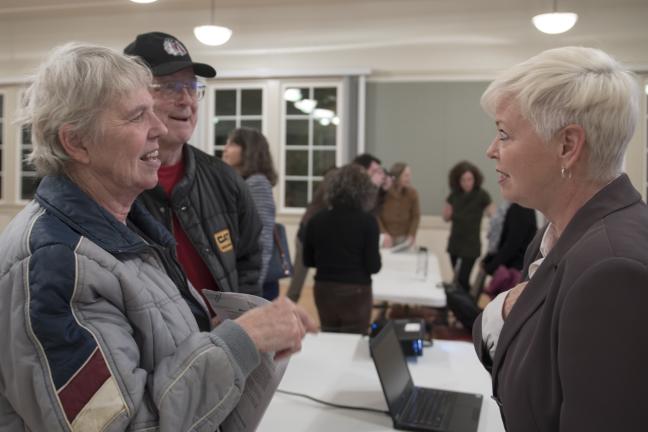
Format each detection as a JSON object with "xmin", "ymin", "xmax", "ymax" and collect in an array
[
  {"xmin": 442, "ymin": 203, "xmax": 453, "ymax": 222},
  {"xmin": 382, "ymin": 233, "xmax": 394, "ymax": 248},
  {"xmin": 235, "ymin": 297, "xmax": 319, "ymax": 359}
]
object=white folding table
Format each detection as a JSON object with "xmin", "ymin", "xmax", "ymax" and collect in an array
[
  {"xmin": 258, "ymin": 332, "xmax": 504, "ymax": 432},
  {"xmin": 372, "ymin": 250, "xmax": 446, "ymax": 308}
]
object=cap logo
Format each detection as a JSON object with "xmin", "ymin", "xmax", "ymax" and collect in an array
[{"xmin": 163, "ymin": 38, "xmax": 188, "ymax": 57}]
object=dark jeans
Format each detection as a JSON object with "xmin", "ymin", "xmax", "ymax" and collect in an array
[
  {"xmin": 262, "ymin": 280, "xmax": 279, "ymax": 301},
  {"xmin": 314, "ymin": 280, "xmax": 372, "ymax": 334},
  {"xmin": 450, "ymin": 254, "xmax": 477, "ymax": 293}
]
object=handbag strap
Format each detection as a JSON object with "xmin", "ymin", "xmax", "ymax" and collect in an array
[{"xmin": 273, "ymin": 225, "xmax": 290, "ymax": 273}]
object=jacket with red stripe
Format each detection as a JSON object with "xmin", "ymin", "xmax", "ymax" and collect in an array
[{"xmin": 0, "ymin": 175, "xmax": 260, "ymax": 431}]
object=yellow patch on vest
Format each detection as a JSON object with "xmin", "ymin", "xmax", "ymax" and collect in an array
[{"xmin": 214, "ymin": 229, "xmax": 233, "ymax": 252}]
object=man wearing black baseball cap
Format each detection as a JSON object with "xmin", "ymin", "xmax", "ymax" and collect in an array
[{"xmin": 125, "ymin": 32, "xmax": 263, "ymax": 304}]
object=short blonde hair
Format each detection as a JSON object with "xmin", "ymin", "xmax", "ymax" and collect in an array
[
  {"xmin": 481, "ymin": 46, "xmax": 640, "ymax": 182},
  {"xmin": 19, "ymin": 42, "xmax": 152, "ymax": 176}
]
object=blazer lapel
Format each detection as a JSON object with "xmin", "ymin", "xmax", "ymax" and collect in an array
[{"xmin": 490, "ymin": 174, "xmax": 640, "ymax": 391}]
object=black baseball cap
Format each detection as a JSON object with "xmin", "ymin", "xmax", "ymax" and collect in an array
[{"xmin": 124, "ymin": 31, "xmax": 216, "ymax": 78}]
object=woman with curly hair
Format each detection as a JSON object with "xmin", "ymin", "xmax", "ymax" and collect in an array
[
  {"xmin": 303, "ymin": 164, "xmax": 382, "ymax": 334},
  {"xmin": 443, "ymin": 161, "xmax": 495, "ymax": 292},
  {"xmin": 223, "ymin": 127, "xmax": 279, "ymax": 299}
]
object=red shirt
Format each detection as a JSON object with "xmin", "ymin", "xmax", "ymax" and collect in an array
[{"xmin": 158, "ymin": 160, "xmax": 218, "ymax": 315}]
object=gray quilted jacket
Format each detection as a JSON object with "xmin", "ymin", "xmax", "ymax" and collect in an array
[{"xmin": 0, "ymin": 175, "xmax": 260, "ymax": 431}]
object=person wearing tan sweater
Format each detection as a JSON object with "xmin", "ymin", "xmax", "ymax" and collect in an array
[{"xmin": 378, "ymin": 162, "xmax": 421, "ymax": 248}]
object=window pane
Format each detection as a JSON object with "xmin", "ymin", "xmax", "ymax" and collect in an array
[
  {"xmin": 21, "ymin": 176, "xmax": 41, "ymax": 200},
  {"xmin": 215, "ymin": 90, "xmax": 236, "ymax": 116},
  {"xmin": 285, "ymin": 180, "xmax": 308, "ymax": 207},
  {"xmin": 0, "ymin": 122, "xmax": 2, "ymax": 145},
  {"xmin": 313, "ymin": 150, "xmax": 336, "ymax": 176},
  {"xmin": 241, "ymin": 89, "xmax": 262, "ymax": 115},
  {"xmin": 22, "ymin": 125, "xmax": 31, "ymax": 145},
  {"xmin": 286, "ymin": 87, "xmax": 309, "ymax": 115},
  {"xmin": 314, "ymin": 87, "xmax": 337, "ymax": 111},
  {"xmin": 285, "ymin": 150, "xmax": 308, "ymax": 176},
  {"xmin": 0, "ymin": 94, "xmax": 3, "ymax": 116},
  {"xmin": 241, "ymin": 120, "xmax": 262, "ymax": 132},
  {"xmin": 214, "ymin": 120, "xmax": 236, "ymax": 147},
  {"xmin": 286, "ymin": 120, "xmax": 309, "ymax": 146},
  {"xmin": 313, "ymin": 121, "xmax": 336, "ymax": 147}
]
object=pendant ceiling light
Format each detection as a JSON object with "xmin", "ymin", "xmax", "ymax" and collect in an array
[
  {"xmin": 532, "ymin": 0, "xmax": 578, "ymax": 34},
  {"xmin": 194, "ymin": 0, "xmax": 232, "ymax": 46}
]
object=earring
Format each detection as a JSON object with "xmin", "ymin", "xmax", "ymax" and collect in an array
[{"xmin": 561, "ymin": 167, "xmax": 572, "ymax": 179}]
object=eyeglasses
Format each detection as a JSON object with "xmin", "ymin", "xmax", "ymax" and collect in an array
[{"xmin": 150, "ymin": 80, "xmax": 206, "ymax": 101}]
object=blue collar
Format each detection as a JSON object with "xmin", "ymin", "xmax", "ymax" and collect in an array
[{"xmin": 35, "ymin": 175, "xmax": 174, "ymax": 254}]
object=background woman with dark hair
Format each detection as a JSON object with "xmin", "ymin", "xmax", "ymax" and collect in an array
[
  {"xmin": 378, "ymin": 162, "xmax": 420, "ymax": 248},
  {"xmin": 443, "ymin": 160, "xmax": 495, "ymax": 292},
  {"xmin": 223, "ymin": 127, "xmax": 279, "ymax": 299},
  {"xmin": 303, "ymin": 164, "xmax": 382, "ymax": 334},
  {"xmin": 286, "ymin": 167, "xmax": 338, "ymax": 303}
]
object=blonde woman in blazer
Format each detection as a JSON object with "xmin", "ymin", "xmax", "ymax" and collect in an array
[{"xmin": 473, "ymin": 46, "xmax": 648, "ymax": 431}]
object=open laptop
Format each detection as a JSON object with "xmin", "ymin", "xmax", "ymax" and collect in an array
[{"xmin": 369, "ymin": 321, "xmax": 482, "ymax": 432}]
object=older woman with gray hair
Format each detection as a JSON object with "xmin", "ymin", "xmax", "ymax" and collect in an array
[
  {"xmin": 0, "ymin": 43, "xmax": 316, "ymax": 431},
  {"xmin": 474, "ymin": 46, "xmax": 648, "ymax": 431},
  {"xmin": 303, "ymin": 164, "xmax": 381, "ymax": 334}
]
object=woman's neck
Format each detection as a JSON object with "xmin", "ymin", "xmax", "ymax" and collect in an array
[
  {"xmin": 67, "ymin": 170, "xmax": 135, "ymax": 224},
  {"xmin": 542, "ymin": 178, "xmax": 608, "ymax": 237}
]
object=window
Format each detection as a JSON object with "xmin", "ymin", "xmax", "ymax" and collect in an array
[
  {"xmin": 203, "ymin": 77, "xmax": 354, "ymax": 211},
  {"xmin": 210, "ymin": 87, "xmax": 264, "ymax": 157},
  {"xmin": 282, "ymin": 84, "xmax": 341, "ymax": 208},
  {"xmin": 20, "ymin": 124, "xmax": 40, "ymax": 200},
  {"xmin": 0, "ymin": 93, "xmax": 3, "ymax": 200}
]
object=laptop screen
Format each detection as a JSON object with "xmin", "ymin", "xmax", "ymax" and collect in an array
[{"xmin": 370, "ymin": 321, "xmax": 414, "ymax": 413}]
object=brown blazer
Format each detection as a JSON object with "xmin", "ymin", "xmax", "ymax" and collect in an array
[{"xmin": 473, "ymin": 174, "xmax": 648, "ymax": 432}]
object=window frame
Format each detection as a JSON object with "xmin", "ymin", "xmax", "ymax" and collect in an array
[
  {"xmin": 279, "ymin": 79, "xmax": 344, "ymax": 213},
  {"xmin": 205, "ymin": 81, "xmax": 268, "ymax": 157}
]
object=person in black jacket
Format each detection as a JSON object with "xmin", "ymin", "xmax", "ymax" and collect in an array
[
  {"xmin": 124, "ymin": 32, "xmax": 263, "ymax": 304},
  {"xmin": 304, "ymin": 164, "xmax": 382, "ymax": 334},
  {"xmin": 482, "ymin": 203, "xmax": 537, "ymax": 275}
]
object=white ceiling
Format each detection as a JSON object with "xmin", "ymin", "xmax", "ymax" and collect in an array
[{"xmin": 0, "ymin": 0, "xmax": 647, "ymax": 80}]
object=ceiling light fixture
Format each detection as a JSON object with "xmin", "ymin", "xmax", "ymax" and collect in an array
[
  {"xmin": 532, "ymin": 0, "xmax": 578, "ymax": 34},
  {"xmin": 129, "ymin": 0, "xmax": 158, "ymax": 3},
  {"xmin": 194, "ymin": 0, "xmax": 232, "ymax": 46},
  {"xmin": 313, "ymin": 108, "xmax": 335, "ymax": 120},
  {"xmin": 284, "ymin": 88, "xmax": 303, "ymax": 102},
  {"xmin": 294, "ymin": 99, "xmax": 317, "ymax": 114}
]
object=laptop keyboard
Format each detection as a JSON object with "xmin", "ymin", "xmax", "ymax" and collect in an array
[{"xmin": 402, "ymin": 388, "xmax": 456, "ymax": 429}]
